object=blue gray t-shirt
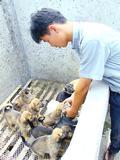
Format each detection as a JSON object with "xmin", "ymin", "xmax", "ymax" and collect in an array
[{"xmin": 72, "ymin": 22, "xmax": 120, "ymax": 93}]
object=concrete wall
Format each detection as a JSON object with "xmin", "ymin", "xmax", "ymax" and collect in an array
[
  {"xmin": 0, "ymin": 0, "xmax": 120, "ymax": 103},
  {"xmin": 0, "ymin": 0, "xmax": 30, "ymax": 104}
]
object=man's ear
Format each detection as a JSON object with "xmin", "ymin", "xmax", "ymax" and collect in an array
[{"xmin": 48, "ymin": 24, "xmax": 58, "ymax": 33}]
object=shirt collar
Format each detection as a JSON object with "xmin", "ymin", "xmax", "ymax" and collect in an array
[{"xmin": 72, "ymin": 23, "xmax": 80, "ymax": 49}]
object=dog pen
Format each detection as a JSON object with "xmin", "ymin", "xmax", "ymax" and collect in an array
[{"xmin": 0, "ymin": 79, "xmax": 113, "ymax": 160}]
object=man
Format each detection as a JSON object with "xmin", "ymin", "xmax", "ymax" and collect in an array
[{"xmin": 30, "ymin": 8, "xmax": 120, "ymax": 160}]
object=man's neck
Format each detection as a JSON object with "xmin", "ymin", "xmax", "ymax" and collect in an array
[
  {"xmin": 65, "ymin": 21, "xmax": 74, "ymax": 42},
  {"xmin": 56, "ymin": 21, "xmax": 74, "ymax": 42}
]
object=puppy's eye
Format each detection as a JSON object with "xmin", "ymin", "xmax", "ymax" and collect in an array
[
  {"xmin": 12, "ymin": 124, "xmax": 15, "ymax": 127},
  {"xmin": 4, "ymin": 105, "xmax": 12, "ymax": 111},
  {"xmin": 24, "ymin": 88, "xmax": 30, "ymax": 94}
]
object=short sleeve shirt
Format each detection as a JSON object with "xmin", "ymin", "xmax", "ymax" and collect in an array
[{"xmin": 72, "ymin": 22, "xmax": 120, "ymax": 93}]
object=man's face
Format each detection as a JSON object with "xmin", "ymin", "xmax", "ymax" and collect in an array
[{"xmin": 40, "ymin": 24, "xmax": 69, "ymax": 48}]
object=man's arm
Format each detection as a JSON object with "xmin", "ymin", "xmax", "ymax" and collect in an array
[{"xmin": 65, "ymin": 78, "xmax": 92, "ymax": 118}]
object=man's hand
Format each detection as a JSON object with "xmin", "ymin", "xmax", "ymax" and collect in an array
[
  {"xmin": 63, "ymin": 78, "xmax": 92, "ymax": 118},
  {"xmin": 63, "ymin": 96, "xmax": 72, "ymax": 105},
  {"xmin": 63, "ymin": 96, "xmax": 77, "ymax": 118},
  {"xmin": 64, "ymin": 107, "xmax": 77, "ymax": 118}
]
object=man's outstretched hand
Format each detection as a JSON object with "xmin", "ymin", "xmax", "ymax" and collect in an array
[{"xmin": 63, "ymin": 97, "xmax": 77, "ymax": 118}]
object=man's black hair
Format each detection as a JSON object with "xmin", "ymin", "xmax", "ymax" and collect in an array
[{"xmin": 30, "ymin": 8, "xmax": 67, "ymax": 43}]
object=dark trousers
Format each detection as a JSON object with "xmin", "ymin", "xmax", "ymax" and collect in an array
[{"xmin": 109, "ymin": 90, "xmax": 120, "ymax": 154}]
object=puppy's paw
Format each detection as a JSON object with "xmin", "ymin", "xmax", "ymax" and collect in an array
[
  {"xmin": 52, "ymin": 128, "xmax": 63, "ymax": 142},
  {"xmin": 20, "ymin": 111, "xmax": 32, "ymax": 123}
]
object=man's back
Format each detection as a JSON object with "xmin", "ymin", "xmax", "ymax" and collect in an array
[{"xmin": 72, "ymin": 22, "xmax": 120, "ymax": 93}]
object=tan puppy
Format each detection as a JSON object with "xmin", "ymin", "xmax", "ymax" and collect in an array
[
  {"xmin": 31, "ymin": 127, "xmax": 65, "ymax": 160},
  {"xmin": 43, "ymin": 102, "xmax": 71, "ymax": 127},
  {"xmin": 58, "ymin": 126, "xmax": 73, "ymax": 158},
  {"xmin": 64, "ymin": 79, "xmax": 79, "ymax": 95},
  {"xmin": 28, "ymin": 98, "xmax": 44, "ymax": 126},
  {"xmin": 18, "ymin": 111, "xmax": 33, "ymax": 141},
  {"xmin": 69, "ymin": 79, "xmax": 79, "ymax": 90},
  {"xmin": 12, "ymin": 88, "xmax": 34, "ymax": 112},
  {"xmin": 3, "ymin": 103, "xmax": 20, "ymax": 131},
  {"xmin": 43, "ymin": 102, "xmax": 64, "ymax": 127},
  {"xmin": 28, "ymin": 98, "xmax": 41, "ymax": 115},
  {"xmin": 13, "ymin": 98, "xmax": 43, "ymax": 129},
  {"xmin": 13, "ymin": 92, "xmax": 41, "ymax": 117},
  {"xmin": 19, "ymin": 88, "xmax": 34, "ymax": 103}
]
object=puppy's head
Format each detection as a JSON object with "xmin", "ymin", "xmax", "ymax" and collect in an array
[
  {"xmin": 29, "ymin": 98, "xmax": 40, "ymax": 111},
  {"xmin": 4, "ymin": 103, "xmax": 13, "ymax": 112},
  {"xmin": 23, "ymin": 88, "xmax": 30, "ymax": 95},
  {"xmin": 20, "ymin": 88, "xmax": 32, "ymax": 99},
  {"xmin": 20, "ymin": 111, "xmax": 32, "ymax": 123},
  {"xmin": 61, "ymin": 125, "xmax": 73, "ymax": 138},
  {"xmin": 12, "ymin": 96, "xmax": 24, "ymax": 111},
  {"xmin": 51, "ymin": 128, "xmax": 64, "ymax": 142},
  {"xmin": 64, "ymin": 83, "xmax": 74, "ymax": 94}
]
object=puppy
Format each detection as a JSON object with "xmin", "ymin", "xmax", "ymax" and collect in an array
[
  {"xmin": 43, "ymin": 102, "xmax": 64, "ymax": 127},
  {"xmin": 14, "ymin": 98, "xmax": 43, "ymax": 128},
  {"xmin": 61, "ymin": 125, "xmax": 73, "ymax": 139},
  {"xmin": 28, "ymin": 98, "xmax": 41, "ymax": 115},
  {"xmin": 57, "ymin": 126, "xmax": 73, "ymax": 158},
  {"xmin": 43, "ymin": 102, "xmax": 71, "ymax": 127},
  {"xmin": 12, "ymin": 88, "xmax": 34, "ymax": 112},
  {"xmin": 18, "ymin": 111, "xmax": 33, "ymax": 141},
  {"xmin": 3, "ymin": 103, "xmax": 20, "ymax": 131},
  {"xmin": 67, "ymin": 79, "xmax": 79, "ymax": 91},
  {"xmin": 19, "ymin": 88, "xmax": 34, "ymax": 104},
  {"xmin": 56, "ymin": 79, "xmax": 79, "ymax": 102},
  {"xmin": 31, "ymin": 127, "xmax": 66, "ymax": 160},
  {"xmin": 28, "ymin": 98, "xmax": 44, "ymax": 126}
]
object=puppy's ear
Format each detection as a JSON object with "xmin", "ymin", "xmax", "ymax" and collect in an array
[{"xmin": 20, "ymin": 116, "xmax": 26, "ymax": 123}]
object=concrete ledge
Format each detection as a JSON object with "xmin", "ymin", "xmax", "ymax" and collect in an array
[{"xmin": 62, "ymin": 81, "xmax": 109, "ymax": 160}]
